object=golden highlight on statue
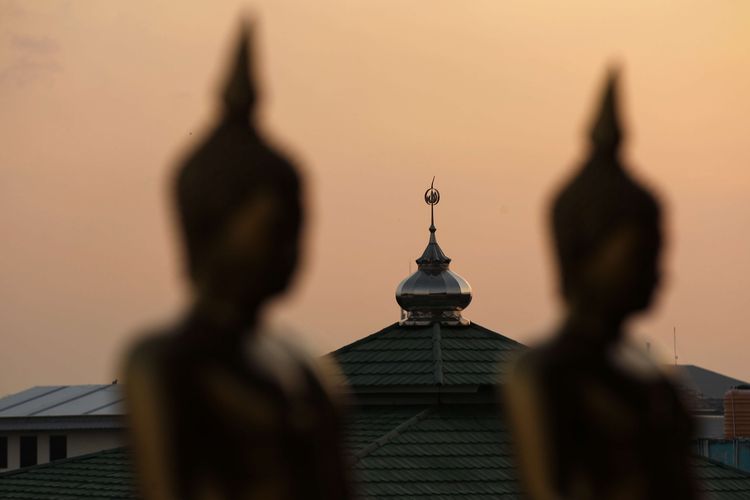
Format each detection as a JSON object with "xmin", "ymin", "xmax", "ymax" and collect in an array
[
  {"xmin": 122, "ymin": 24, "xmax": 352, "ymax": 500},
  {"xmin": 504, "ymin": 71, "xmax": 698, "ymax": 500}
]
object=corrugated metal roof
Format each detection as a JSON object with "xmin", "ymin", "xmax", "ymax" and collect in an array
[
  {"xmin": 0, "ymin": 385, "xmax": 124, "ymax": 417},
  {"xmin": 333, "ymin": 322, "xmax": 525, "ymax": 387}
]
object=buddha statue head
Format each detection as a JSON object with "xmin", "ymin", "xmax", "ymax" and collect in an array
[
  {"xmin": 551, "ymin": 70, "xmax": 662, "ymax": 329},
  {"xmin": 173, "ymin": 25, "xmax": 303, "ymax": 320}
]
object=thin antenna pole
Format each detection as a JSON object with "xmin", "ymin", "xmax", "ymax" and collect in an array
[{"xmin": 673, "ymin": 326, "xmax": 678, "ymax": 366}]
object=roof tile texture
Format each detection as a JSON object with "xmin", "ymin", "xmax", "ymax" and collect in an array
[{"xmin": 333, "ymin": 322, "xmax": 525, "ymax": 387}]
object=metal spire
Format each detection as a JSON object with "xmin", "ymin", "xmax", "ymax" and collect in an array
[
  {"xmin": 417, "ymin": 178, "xmax": 450, "ymax": 270},
  {"xmin": 396, "ymin": 179, "xmax": 472, "ymax": 325},
  {"xmin": 425, "ymin": 176, "xmax": 440, "ymax": 235}
]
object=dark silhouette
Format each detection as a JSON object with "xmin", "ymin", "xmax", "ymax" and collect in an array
[
  {"xmin": 122, "ymin": 24, "xmax": 352, "ymax": 500},
  {"xmin": 504, "ymin": 71, "xmax": 698, "ymax": 500}
]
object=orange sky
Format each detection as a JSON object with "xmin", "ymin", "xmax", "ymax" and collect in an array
[{"xmin": 1, "ymin": 1, "xmax": 749, "ymax": 395}]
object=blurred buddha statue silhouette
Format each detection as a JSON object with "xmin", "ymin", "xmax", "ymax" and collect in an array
[
  {"xmin": 504, "ymin": 71, "xmax": 698, "ymax": 500},
  {"xmin": 122, "ymin": 24, "xmax": 352, "ymax": 500}
]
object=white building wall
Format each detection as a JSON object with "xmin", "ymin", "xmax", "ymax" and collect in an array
[{"xmin": 0, "ymin": 429, "xmax": 125, "ymax": 472}]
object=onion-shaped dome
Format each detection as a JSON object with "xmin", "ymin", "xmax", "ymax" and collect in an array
[{"xmin": 396, "ymin": 181, "xmax": 472, "ymax": 325}]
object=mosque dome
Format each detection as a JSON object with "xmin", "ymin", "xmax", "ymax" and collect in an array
[{"xmin": 395, "ymin": 181, "xmax": 472, "ymax": 325}]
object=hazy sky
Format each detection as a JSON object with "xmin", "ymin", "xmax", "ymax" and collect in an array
[{"xmin": 1, "ymin": 1, "xmax": 749, "ymax": 395}]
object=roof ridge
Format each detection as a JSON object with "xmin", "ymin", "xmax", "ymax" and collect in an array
[
  {"xmin": 330, "ymin": 322, "xmax": 402, "ymax": 355},
  {"xmin": 433, "ymin": 323, "xmax": 444, "ymax": 385},
  {"xmin": 353, "ymin": 406, "xmax": 434, "ymax": 463}
]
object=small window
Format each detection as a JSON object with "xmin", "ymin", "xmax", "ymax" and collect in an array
[
  {"xmin": 0, "ymin": 436, "xmax": 7, "ymax": 468},
  {"xmin": 49, "ymin": 435, "xmax": 67, "ymax": 461},
  {"xmin": 20, "ymin": 436, "xmax": 37, "ymax": 467}
]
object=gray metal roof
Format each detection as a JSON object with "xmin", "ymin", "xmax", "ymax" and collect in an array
[
  {"xmin": 678, "ymin": 365, "xmax": 749, "ymax": 400},
  {"xmin": 0, "ymin": 385, "xmax": 124, "ymax": 417}
]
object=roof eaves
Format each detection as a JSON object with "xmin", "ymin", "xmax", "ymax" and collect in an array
[
  {"xmin": 0, "ymin": 415, "xmax": 125, "ymax": 431},
  {"xmin": 351, "ymin": 385, "xmax": 480, "ymax": 394}
]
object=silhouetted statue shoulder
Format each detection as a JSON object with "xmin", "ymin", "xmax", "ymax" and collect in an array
[
  {"xmin": 122, "ymin": 23, "xmax": 351, "ymax": 500},
  {"xmin": 504, "ymin": 70, "xmax": 697, "ymax": 500}
]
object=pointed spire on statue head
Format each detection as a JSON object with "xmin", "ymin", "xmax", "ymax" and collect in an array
[
  {"xmin": 173, "ymin": 17, "xmax": 302, "ymax": 285},
  {"xmin": 589, "ymin": 67, "xmax": 623, "ymax": 156},
  {"xmin": 221, "ymin": 20, "xmax": 258, "ymax": 122},
  {"xmin": 551, "ymin": 66, "xmax": 662, "ymax": 302}
]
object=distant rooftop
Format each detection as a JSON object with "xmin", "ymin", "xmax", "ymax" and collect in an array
[
  {"xmin": 0, "ymin": 385, "xmax": 124, "ymax": 418},
  {"xmin": 678, "ymin": 365, "xmax": 749, "ymax": 401},
  {"xmin": 3, "ymin": 436, "xmax": 750, "ymax": 499}
]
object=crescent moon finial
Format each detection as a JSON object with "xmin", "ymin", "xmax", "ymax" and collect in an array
[
  {"xmin": 424, "ymin": 177, "xmax": 440, "ymax": 234},
  {"xmin": 424, "ymin": 177, "xmax": 440, "ymax": 206}
]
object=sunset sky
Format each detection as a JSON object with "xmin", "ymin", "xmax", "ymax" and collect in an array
[{"xmin": 1, "ymin": 0, "xmax": 748, "ymax": 395}]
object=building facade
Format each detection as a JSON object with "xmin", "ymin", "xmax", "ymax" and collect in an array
[{"xmin": 0, "ymin": 384, "xmax": 125, "ymax": 472}]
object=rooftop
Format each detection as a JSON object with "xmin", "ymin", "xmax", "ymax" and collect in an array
[
  {"xmin": 0, "ymin": 448, "xmax": 133, "ymax": 499},
  {"xmin": 3, "ymin": 417, "xmax": 750, "ymax": 500},
  {"xmin": 678, "ymin": 365, "xmax": 749, "ymax": 401},
  {"xmin": 0, "ymin": 384, "xmax": 125, "ymax": 431},
  {"xmin": 332, "ymin": 322, "xmax": 524, "ymax": 389},
  {"xmin": 0, "ymin": 385, "xmax": 124, "ymax": 418}
]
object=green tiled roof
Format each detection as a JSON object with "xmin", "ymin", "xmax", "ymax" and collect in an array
[
  {"xmin": 346, "ymin": 406, "xmax": 428, "ymax": 452},
  {"xmin": 351, "ymin": 405, "xmax": 519, "ymax": 499},
  {"xmin": 0, "ymin": 447, "xmax": 134, "ymax": 499},
  {"xmin": 333, "ymin": 322, "xmax": 525, "ymax": 387},
  {"xmin": 2, "ymin": 321, "xmax": 749, "ymax": 499},
  {"xmin": 348, "ymin": 405, "xmax": 750, "ymax": 500},
  {"xmin": 695, "ymin": 457, "xmax": 750, "ymax": 500},
  {"xmin": 3, "ymin": 411, "xmax": 750, "ymax": 499}
]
